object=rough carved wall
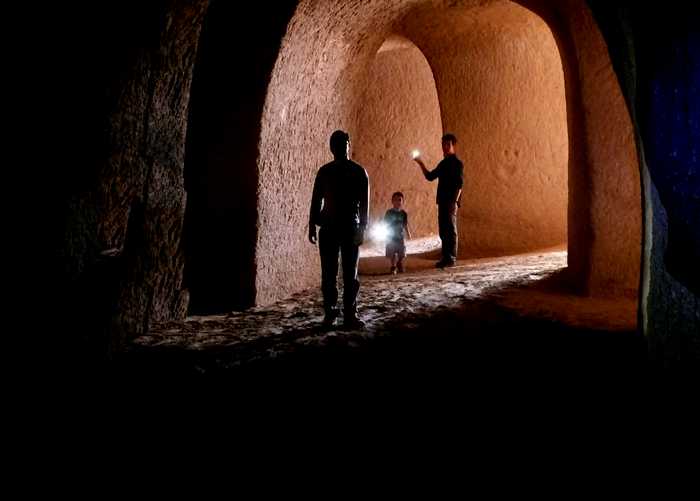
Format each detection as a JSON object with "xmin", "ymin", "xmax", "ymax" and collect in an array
[
  {"xmin": 59, "ymin": 0, "xmax": 209, "ymax": 353},
  {"xmin": 354, "ymin": 37, "xmax": 442, "ymax": 237}
]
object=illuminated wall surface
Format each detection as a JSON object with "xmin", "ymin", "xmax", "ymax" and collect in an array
[{"xmin": 53, "ymin": 0, "xmax": 699, "ymax": 362}]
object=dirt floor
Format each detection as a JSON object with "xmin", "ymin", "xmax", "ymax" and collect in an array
[{"xmin": 118, "ymin": 248, "xmax": 647, "ymax": 392}]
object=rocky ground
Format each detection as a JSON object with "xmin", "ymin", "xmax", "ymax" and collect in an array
[{"xmin": 120, "ymin": 248, "xmax": 646, "ymax": 386}]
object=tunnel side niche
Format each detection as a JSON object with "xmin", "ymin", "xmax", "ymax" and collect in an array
[{"xmin": 353, "ymin": 36, "xmax": 442, "ymax": 238}]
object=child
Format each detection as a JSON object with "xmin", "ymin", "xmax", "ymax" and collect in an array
[{"xmin": 384, "ymin": 191, "xmax": 411, "ymax": 274}]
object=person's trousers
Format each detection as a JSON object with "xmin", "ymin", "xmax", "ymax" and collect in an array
[
  {"xmin": 438, "ymin": 203, "xmax": 458, "ymax": 263},
  {"xmin": 319, "ymin": 227, "xmax": 360, "ymax": 316}
]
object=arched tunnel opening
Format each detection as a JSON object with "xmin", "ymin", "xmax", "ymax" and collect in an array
[
  {"xmin": 253, "ymin": 0, "xmax": 640, "ymax": 315},
  {"xmin": 183, "ymin": 0, "xmax": 639, "ymax": 313},
  {"xmin": 355, "ymin": 13, "xmax": 570, "ymax": 268},
  {"xmin": 45, "ymin": 0, "xmax": 700, "ymax": 383},
  {"xmin": 85, "ymin": 0, "xmax": 692, "ymax": 380}
]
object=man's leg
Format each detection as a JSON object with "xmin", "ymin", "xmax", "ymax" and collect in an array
[
  {"xmin": 319, "ymin": 228, "xmax": 340, "ymax": 321},
  {"xmin": 438, "ymin": 204, "xmax": 457, "ymax": 265},
  {"xmin": 397, "ymin": 242, "xmax": 406, "ymax": 272},
  {"xmin": 340, "ymin": 236, "xmax": 363, "ymax": 327}
]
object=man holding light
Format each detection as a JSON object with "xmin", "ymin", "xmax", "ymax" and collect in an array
[
  {"xmin": 309, "ymin": 130, "xmax": 370, "ymax": 329},
  {"xmin": 413, "ymin": 133, "xmax": 464, "ymax": 268}
]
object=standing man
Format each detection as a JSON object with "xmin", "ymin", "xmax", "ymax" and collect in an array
[
  {"xmin": 309, "ymin": 130, "xmax": 370, "ymax": 329},
  {"xmin": 414, "ymin": 133, "xmax": 464, "ymax": 268}
]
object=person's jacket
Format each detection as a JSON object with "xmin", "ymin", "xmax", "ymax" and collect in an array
[
  {"xmin": 423, "ymin": 154, "xmax": 464, "ymax": 205},
  {"xmin": 310, "ymin": 158, "xmax": 370, "ymax": 231}
]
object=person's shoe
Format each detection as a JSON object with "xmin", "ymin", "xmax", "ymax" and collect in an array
[
  {"xmin": 342, "ymin": 315, "xmax": 365, "ymax": 330},
  {"xmin": 397, "ymin": 263, "xmax": 405, "ymax": 273},
  {"xmin": 390, "ymin": 266, "xmax": 397, "ymax": 275},
  {"xmin": 436, "ymin": 259, "xmax": 456, "ymax": 269},
  {"xmin": 322, "ymin": 308, "xmax": 340, "ymax": 328}
]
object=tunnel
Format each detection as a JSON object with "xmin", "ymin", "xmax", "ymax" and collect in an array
[
  {"xmin": 354, "ymin": 13, "xmax": 569, "ymax": 260},
  {"xmin": 256, "ymin": 0, "xmax": 640, "ymax": 304},
  {"xmin": 53, "ymin": 0, "xmax": 700, "ymax": 371}
]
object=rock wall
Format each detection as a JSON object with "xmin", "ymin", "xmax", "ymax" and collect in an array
[{"xmin": 58, "ymin": 0, "xmax": 209, "ymax": 354}]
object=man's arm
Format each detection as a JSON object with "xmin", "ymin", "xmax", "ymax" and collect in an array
[
  {"xmin": 359, "ymin": 170, "xmax": 370, "ymax": 228},
  {"xmin": 449, "ymin": 189, "xmax": 462, "ymax": 215},
  {"xmin": 455, "ymin": 160, "xmax": 464, "ymax": 207},
  {"xmin": 414, "ymin": 157, "xmax": 440, "ymax": 181},
  {"xmin": 309, "ymin": 170, "xmax": 323, "ymax": 244}
]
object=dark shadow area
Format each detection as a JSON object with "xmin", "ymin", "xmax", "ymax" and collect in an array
[
  {"xmin": 634, "ymin": 11, "xmax": 700, "ymax": 296},
  {"xmin": 183, "ymin": 0, "xmax": 297, "ymax": 314},
  {"xmin": 45, "ymin": 0, "xmax": 190, "ymax": 368}
]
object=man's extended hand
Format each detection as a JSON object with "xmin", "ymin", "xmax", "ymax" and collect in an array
[{"xmin": 308, "ymin": 225, "xmax": 317, "ymax": 244}]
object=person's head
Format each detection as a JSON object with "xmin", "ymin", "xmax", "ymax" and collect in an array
[
  {"xmin": 391, "ymin": 191, "xmax": 404, "ymax": 209},
  {"xmin": 441, "ymin": 133, "xmax": 457, "ymax": 156},
  {"xmin": 330, "ymin": 130, "xmax": 350, "ymax": 159}
]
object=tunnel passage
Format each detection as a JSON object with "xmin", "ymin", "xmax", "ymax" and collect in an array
[
  {"xmin": 256, "ymin": 0, "xmax": 640, "ymax": 306},
  {"xmin": 354, "ymin": 9, "xmax": 570, "ymax": 257},
  {"xmin": 54, "ymin": 0, "xmax": 699, "ymax": 365}
]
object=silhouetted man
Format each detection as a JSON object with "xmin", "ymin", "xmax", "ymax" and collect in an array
[
  {"xmin": 309, "ymin": 130, "xmax": 370, "ymax": 329},
  {"xmin": 414, "ymin": 133, "xmax": 464, "ymax": 268}
]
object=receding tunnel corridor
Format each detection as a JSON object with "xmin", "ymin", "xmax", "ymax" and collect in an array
[
  {"xmin": 139, "ymin": 0, "xmax": 644, "ymax": 367},
  {"xmin": 356, "ymin": 9, "xmax": 570, "ymax": 260},
  {"xmin": 55, "ymin": 0, "xmax": 700, "ymax": 376}
]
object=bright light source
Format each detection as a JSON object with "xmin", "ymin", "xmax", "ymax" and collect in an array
[
  {"xmin": 411, "ymin": 149, "xmax": 421, "ymax": 159},
  {"xmin": 370, "ymin": 222, "xmax": 390, "ymax": 242}
]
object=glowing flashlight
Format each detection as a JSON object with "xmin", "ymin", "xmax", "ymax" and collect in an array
[
  {"xmin": 370, "ymin": 222, "xmax": 390, "ymax": 242},
  {"xmin": 411, "ymin": 149, "xmax": 421, "ymax": 159}
]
